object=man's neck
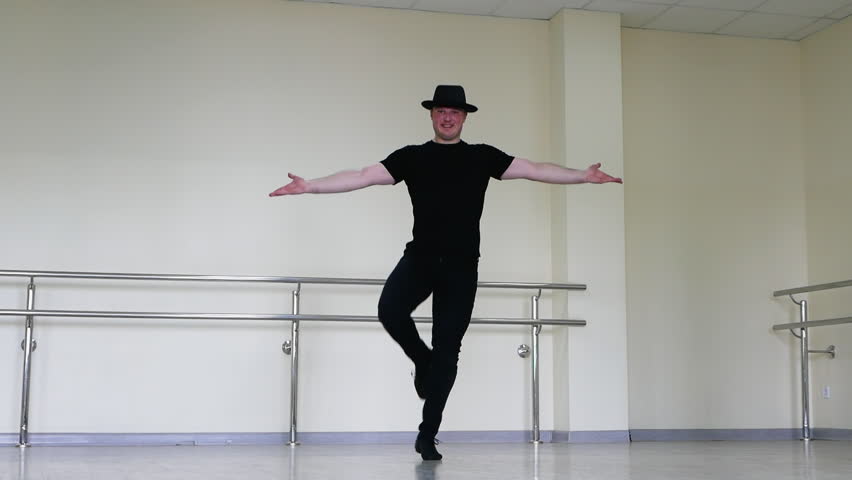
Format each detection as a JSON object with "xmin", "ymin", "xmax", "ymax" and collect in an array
[{"xmin": 433, "ymin": 137, "xmax": 462, "ymax": 144}]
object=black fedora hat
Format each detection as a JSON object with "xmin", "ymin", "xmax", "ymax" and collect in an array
[{"xmin": 421, "ymin": 85, "xmax": 478, "ymax": 113}]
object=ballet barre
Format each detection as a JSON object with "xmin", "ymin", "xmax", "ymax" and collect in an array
[
  {"xmin": 773, "ymin": 278, "xmax": 852, "ymax": 441},
  {"xmin": 0, "ymin": 269, "xmax": 586, "ymax": 447}
]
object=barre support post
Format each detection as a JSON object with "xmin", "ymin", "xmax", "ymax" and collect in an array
[
  {"xmin": 799, "ymin": 299, "xmax": 811, "ymax": 442},
  {"xmin": 18, "ymin": 279, "xmax": 36, "ymax": 448},
  {"xmin": 288, "ymin": 285, "xmax": 301, "ymax": 446},
  {"xmin": 531, "ymin": 291, "xmax": 542, "ymax": 444}
]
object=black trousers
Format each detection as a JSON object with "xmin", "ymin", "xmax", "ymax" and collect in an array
[{"xmin": 377, "ymin": 253, "xmax": 478, "ymax": 439}]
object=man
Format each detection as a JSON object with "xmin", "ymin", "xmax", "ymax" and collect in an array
[{"xmin": 269, "ymin": 85, "xmax": 621, "ymax": 461}]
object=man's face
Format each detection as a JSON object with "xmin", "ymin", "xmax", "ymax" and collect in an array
[{"xmin": 431, "ymin": 106, "xmax": 467, "ymax": 144}]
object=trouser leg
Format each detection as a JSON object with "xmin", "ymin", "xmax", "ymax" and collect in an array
[
  {"xmin": 418, "ymin": 259, "xmax": 478, "ymax": 438},
  {"xmin": 377, "ymin": 255, "xmax": 433, "ymax": 367}
]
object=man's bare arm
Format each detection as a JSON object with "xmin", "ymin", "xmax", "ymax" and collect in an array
[
  {"xmin": 269, "ymin": 163, "xmax": 395, "ymax": 196},
  {"xmin": 501, "ymin": 158, "xmax": 622, "ymax": 184}
]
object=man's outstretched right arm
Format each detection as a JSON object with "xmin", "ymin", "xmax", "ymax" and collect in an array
[{"xmin": 268, "ymin": 163, "xmax": 395, "ymax": 196}]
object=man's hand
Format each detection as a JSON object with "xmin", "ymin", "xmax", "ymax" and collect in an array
[
  {"xmin": 583, "ymin": 163, "xmax": 622, "ymax": 184},
  {"xmin": 269, "ymin": 173, "xmax": 311, "ymax": 196}
]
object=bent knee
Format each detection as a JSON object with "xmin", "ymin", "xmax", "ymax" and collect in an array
[
  {"xmin": 377, "ymin": 297, "xmax": 408, "ymax": 324},
  {"xmin": 432, "ymin": 345, "xmax": 463, "ymax": 366}
]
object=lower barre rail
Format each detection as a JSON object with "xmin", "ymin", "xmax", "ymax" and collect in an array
[
  {"xmin": 772, "ymin": 316, "xmax": 852, "ymax": 331},
  {"xmin": 1, "ymin": 307, "xmax": 585, "ymax": 447}
]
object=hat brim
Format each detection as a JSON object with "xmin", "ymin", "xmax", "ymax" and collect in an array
[{"xmin": 422, "ymin": 100, "xmax": 478, "ymax": 113}]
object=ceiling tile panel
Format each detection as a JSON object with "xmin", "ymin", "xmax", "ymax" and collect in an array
[
  {"xmin": 678, "ymin": 0, "xmax": 765, "ymax": 10},
  {"xmin": 301, "ymin": 0, "xmax": 416, "ymax": 7},
  {"xmin": 827, "ymin": 3, "xmax": 852, "ymax": 19},
  {"xmin": 643, "ymin": 6, "xmax": 744, "ymax": 33},
  {"xmin": 494, "ymin": 0, "xmax": 582, "ymax": 20},
  {"xmin": 411, "ymin": 0, "xmax": 505, "ymax": 16},
  {"xmin": 757, "ymin": 0, "xmax": 851, "ymax": 18},
  {"xmin": 717, "ymin": 12, "xmax": 818, "ymax": 38},
  {"xmin": 584, "ymin": 0, "xmax": 669, "ymax": 28},
  {"xmin": 290, "ymin": 0, "xmax": 845, "ymax": 39},
  {"xmin": 786, "ymin": 18, "xmax": 837, "ymax": 40}
]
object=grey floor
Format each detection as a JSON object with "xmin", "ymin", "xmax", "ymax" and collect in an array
[{"xmin": 2, "ymin": 441, "xmax": 851, "ymax": 480}]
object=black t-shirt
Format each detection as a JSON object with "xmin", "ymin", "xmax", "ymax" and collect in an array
[{"xmin": 381, "ymin": 140, "xmax": 514, "ymax": 259}]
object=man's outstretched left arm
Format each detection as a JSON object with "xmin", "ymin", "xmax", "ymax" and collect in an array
[{"xmin": 501, "ymin": 158, "xmax": 622, "ymax": 184}]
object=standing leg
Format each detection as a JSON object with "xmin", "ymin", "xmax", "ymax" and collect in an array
[
  {"xmin": 378, "ymin": 254, "xmax": 434, "ymax": 372},
  {"xmin": 416, "ymin": 258, "xmax": 478, "ymax": 459}
]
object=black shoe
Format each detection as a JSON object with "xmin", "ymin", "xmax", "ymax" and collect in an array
[
  {"xmin": 414, "ymin": 363, "xmax": 429, "ymax": 399},
  {"xmin": 415, "ymin": 434, "xmax": 442, "ymax": 461}
]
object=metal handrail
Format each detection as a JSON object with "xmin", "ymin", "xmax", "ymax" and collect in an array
[
  {"xmin": 0, "ymin": 269, "xmax": 586, "ymax": 291},
  {"xmin": 1, "ymin": 269, "xmax": 586, "ymax": 448},
  {"xmin": 773, "ymin": 278, "xmax": 852, "ymax": 442},
  {"xmin": 772, "ymin": 316, "xmax": 852, "ymax": 331},
  {"xmin": 773, "ymin": 279, "xmax": 852, "ymax": 297},
  {"xmin": 0, "ymin": 309, "xmax": 584, "ymax": 326}
]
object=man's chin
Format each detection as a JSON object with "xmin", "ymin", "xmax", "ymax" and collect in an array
[{"xmin": 436, "ymin": 132, "xmax": 461, "ymax": 143}]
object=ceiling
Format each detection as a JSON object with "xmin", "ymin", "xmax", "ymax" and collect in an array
[{"xmin": 292, "ymin": 0, "xmax": 852, "ymax": 40}]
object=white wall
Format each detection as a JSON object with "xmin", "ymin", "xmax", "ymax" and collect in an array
[
  {"xmin": 0, "ymin": 0, "xmax": 557, "ymax": 435},
  {"xmin": 622, "ymin": 29, "xmax": 807, "ymax": 430},
  {"xmin": 801, "ymin": 16, "xmax": 852, "ymax": 430}
]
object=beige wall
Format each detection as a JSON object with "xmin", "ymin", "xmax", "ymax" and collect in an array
[
  {"xmin": 3, "ymin": 0, "xmax": 844, "ymax": 440},
  {"xmin": 549, "ymin": 10, "xmax": 628, "ymax": 434},
  {"xmin": 622, "ymin": 29, "xmax": 807, "ymax": 430},
  {"xmin": 0, "ymin": 0, "xmax": 557, "ymax": 435},
  {"xmin": 801, "ymin": 16, "xmax": 852, "ymax": 430}
]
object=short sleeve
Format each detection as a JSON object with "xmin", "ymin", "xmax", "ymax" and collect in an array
[
  {"xmin": 380, "ymin": 146, "xmax": 413, "ymax": 184},
  {"xmin": 480, "ymin": 145, "xmax": 514, "ymax": 180}
]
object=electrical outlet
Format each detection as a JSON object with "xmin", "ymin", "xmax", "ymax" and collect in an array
[{"xmin": 822, "ymin": 386, "xmax": 831, "ymax": 399}]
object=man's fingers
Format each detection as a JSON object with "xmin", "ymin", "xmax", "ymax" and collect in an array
[
  {"xmin": 589, "ymin": 172, "xmax": 622, "ymax": 184},
  {"xmin": 589, "ymin": 164, "xmax": 623, "ymax": 184},
  {"xmin": 270, "ymin": 174, "xmax": 306, "ymax": 197},
  {"xmin": 269, "ymin": 185, "xmax": 293, "ymax": 196}
]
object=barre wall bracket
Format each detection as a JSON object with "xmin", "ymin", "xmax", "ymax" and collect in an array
[
  {"xmin": 20, "ymin": 339, "xmax": 36, "ymax": 352},
  {"xmin": 809, "ymin": 345, "xmax": 836, "ymax": 359}
]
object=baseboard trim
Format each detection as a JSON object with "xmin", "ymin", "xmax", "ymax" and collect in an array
[
  {"xmin": 0, "ymin": 432, "xmax": 289, "ymax": 447},
  {"xmin": 5, "ymin": 428, "xmax": 837, "ymax": 446},
  {"xmin": 297, "ymin": 430, "xmax": 554, "ymax": 444},
  {"xmin": 0, "ymin": 430, "xmax": 550, "ymax": 447},
  {"xmin": 812, "ymin": 428, "xmax": 852, "ymax": 440},
  {"xmin": 629, "ymin": 429, "xmax": 800, "ymax": 441},
  {"xmin": 552, "ymin": 430, "xmax": 630, "ymax": 443}
]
